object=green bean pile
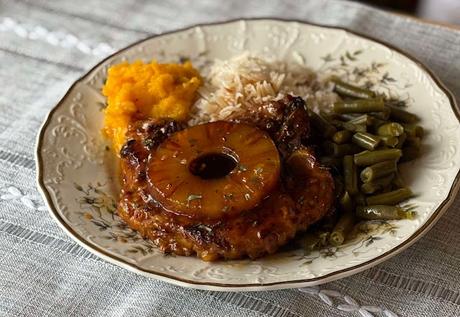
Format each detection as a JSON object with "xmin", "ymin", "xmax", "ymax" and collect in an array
[{"xmin": 303, "ymin": 77, "xmax": 423, "ymax": 251}]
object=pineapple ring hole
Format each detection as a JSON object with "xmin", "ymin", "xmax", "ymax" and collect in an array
[{"xmin": 189, "ymin": 152, "xmax": 238, "ymax": 180}]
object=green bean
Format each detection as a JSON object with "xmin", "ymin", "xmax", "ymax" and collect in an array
[
  {"xmin": 356, "ymin": 205, "xmax": 415, "ymax": 220},
  {"xmin": 318, "ymin": 231, "xmax": 330, "ymax": 247},
  {"xmin": 334, "ymin": 177, "xmax": 345, "ymax": 198},
  {"xmin": 371, "ymin": 117, "xmax": 387, "ymax": 129},
  {"xmin": 331, "ymin": 77, "xmax": 376, "ymax": 99},
  {"xmin": 402, "ymin": 124, "xmax": 424, "ymax": 138},
  {"xmin": 321, "ymin": 212, "xmax": 340, "ymax": 231},
  {"xmin": 343, "ymin": 122, "xmax": 367, "ymax": 133},
  {"xmin": 349, "ymin": 114, "xmax": 374, "ymax": 126},
  {"xmin": 298, "ymin": 232, "xmax": 321, "ymax": 252},
  {"xmin": 333, "ymin": 98, "xmax": 385, "ymax": 114},
  {"xmin": 323, "ymin": 142, "xmax": 361, "ymax": 157},
  {"xmin": 309, "ymin": 111, "xmax": 337, "ymax": 138},
  {"xmin": 396, "ymin": 133, "xmax": 407, "ymax": 149},
  {"xmin": 339, "ymin": 113, "xmax": 361, "ymax": 121},
  {"xmin": 369, "ymin": 107, "xmax": 391, "ymax": 120},
  {"xmin": 329, "ymin": 211, "xmax": 355, "ymax": 246},
  {"xmin": 360, "ymin": 174, "xmax": 394, "ymax": 194},
  {"xmin": 299, "ymin": 227, "xmax": 335, "ymax": 251},
  {"xmin": 386, "ymin": 99, "xmax": 406, "ymax": 108},
  {"xmin": 320, "ymin": 156, "xmax": 342, "ymax": 170},
  {"xmin": 354, "ymin": 149, "xmax": 402, "ymax": 166},
  {"xmin": 360, "ymin": 160, "xmax": 397, "ymax": 183},
  {"xmin": 400, "ymin": 137, "xmax": 421, "ymax": 162},
  {"xmin": 381, "ymin": 183, "xmax": 393, "ymax": 193},
  {"xmin": 320, "ymin": 112, "xmax": 346, "ymax": 127},
  {"xmin": 343, "ymin": 155, "xmax": 358, "ymax": 195},
  {"xmin": 321, "ymin": 142, "xmax": 339, "ymax": 156},
  {"xmin": 381, "ymin": 136, "xmax": 399, "ymax": 147},
  {"xmin": 354, "ymin": 193, "xmax": 367, "ymax": 206},
  {"xmin": 331, "ymin": 119, "xmax": 357, "ymax": 132},
  {"xmin": 329, "ymin": 119, "xmax": 346, "ymax": 128},
  {"xmin": 307, "ymin": 85, "xmax": 421, "ymax": 245},
  {"xmin": 387, "ymin": 105, "xmax": 419, "ymax": 123},
  {"xmin": 352, "ymin": 132, "xmax": 381, "ymax": 150},
  {"xmin": 366, "ymin": 188, "xmax": 413, "ymax": 205},
  {"xmin": 376, "ymin": 122, "xmax": 404, "ymax": 137},
  {"xmin": 392, "ymin": 172, "xmax": 406, "ymax": 188},
  {"xmin": 405, "ymin": 137, "xmax": 421, "ymax": 148},
  {"xmin": 339, "ymin": 191, "xmax": 353, "ymax": 213},
  {"xmin": 332, "ymin": 130, "xmax": 353, "ymax": 144},
  {"xmin": 401, "ymin": 146, "xmax": 421, "ymax": 162},
  {"xmin": 319, "ymin": 110, "xmax": 340, "ymax": 120}
]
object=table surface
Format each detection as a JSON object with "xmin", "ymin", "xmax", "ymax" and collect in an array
[
  {"xmin": 394, "ymin": 11, "xmax": 460, "ymax": 31},
  {"xmin": 0, "ymin": 0, "xmax": 459, "ymax": 316}
]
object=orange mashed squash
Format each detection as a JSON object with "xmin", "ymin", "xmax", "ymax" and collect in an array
[{"xmin": 102, "ymin": 60, "xmax": 202, "ymax": 153}]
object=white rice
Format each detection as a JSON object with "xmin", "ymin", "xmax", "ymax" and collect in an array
[{"xmin": 189, "ymin": 53, "xmax": 339, "ymax": 125}]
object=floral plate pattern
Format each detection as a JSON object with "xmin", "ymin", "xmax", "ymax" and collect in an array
[{"xmin": 36, "ymin": 19, "xmax": 460, "ymax": 291}]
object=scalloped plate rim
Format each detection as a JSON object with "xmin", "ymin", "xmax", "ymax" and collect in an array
[{"xmin": 35, "ymin": 18, "xmax": 460, "ymax": 291}]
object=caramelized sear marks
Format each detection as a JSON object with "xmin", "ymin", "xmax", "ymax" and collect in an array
[
  {"xmin": 117, "ymin": 96, "xmax": 334, "ymax": 261},
  {"xmin": 237, "ymin": 95, "xmax": 310, "ymax": 158}
]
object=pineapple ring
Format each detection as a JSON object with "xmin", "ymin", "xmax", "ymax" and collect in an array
[{"xmin": 146, "ymin": 121, "xmax": 281, "ymax": 220}]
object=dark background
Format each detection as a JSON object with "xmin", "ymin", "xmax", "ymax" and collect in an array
[{"xmin": 354, "ymin": 0, "xmax": 460, "ymax": 25}]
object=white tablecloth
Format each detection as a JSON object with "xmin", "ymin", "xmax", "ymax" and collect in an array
[{"xmin": 0, "ymin": 0, "xmax": 459, "ymax": 316}]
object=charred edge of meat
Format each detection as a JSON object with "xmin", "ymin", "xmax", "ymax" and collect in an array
[
  {"xmin": 184, "ymin": 224, "xmax": 215, "ymax": 244},
  {"xmin": 274, "ymin": 96, "xmax": 310, "ymax": 157},
  {"xmin": 121, "ymin": 119, "xmax": 185, "ymax": 162},
  {"xmin": 183, "ymin": 223, "xmax": 231, "ymax": 250},
  {"xmin": 284, "ymin": 95, "xmax": 307, "ymax": 115},
  {"xmin": 120, "ymin": 120, "xmax": 186, "ymax": 184},
  {"xmin": 119, "ymin": 139, "xmax": 141, "ymax": 172},
  {"xmin": 120, "ymin": 139, "xmax": 136, "ymax": 158},
  {"xmin": 139, "ymin": 120, "xmax": 186, "ymax": 150}
]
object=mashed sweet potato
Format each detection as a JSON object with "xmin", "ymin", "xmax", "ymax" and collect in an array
[{"xmin": 102, "ymin": 60, "xmax": 201, "ymax": 153}]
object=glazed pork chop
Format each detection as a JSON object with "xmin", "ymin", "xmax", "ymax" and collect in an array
[{"xmin": 117, "ymin": 97, "xmax": 335, "ymax": 261}]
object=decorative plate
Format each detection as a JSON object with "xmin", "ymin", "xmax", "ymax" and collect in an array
[{"xmin": 36, "ymin": 19, "xmax": 460, "ymax": 291}]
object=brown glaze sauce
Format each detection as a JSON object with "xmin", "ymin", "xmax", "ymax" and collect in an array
[{"xmin": 116, "ymin": 95, "xmax": 335, "ymax": 261}]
